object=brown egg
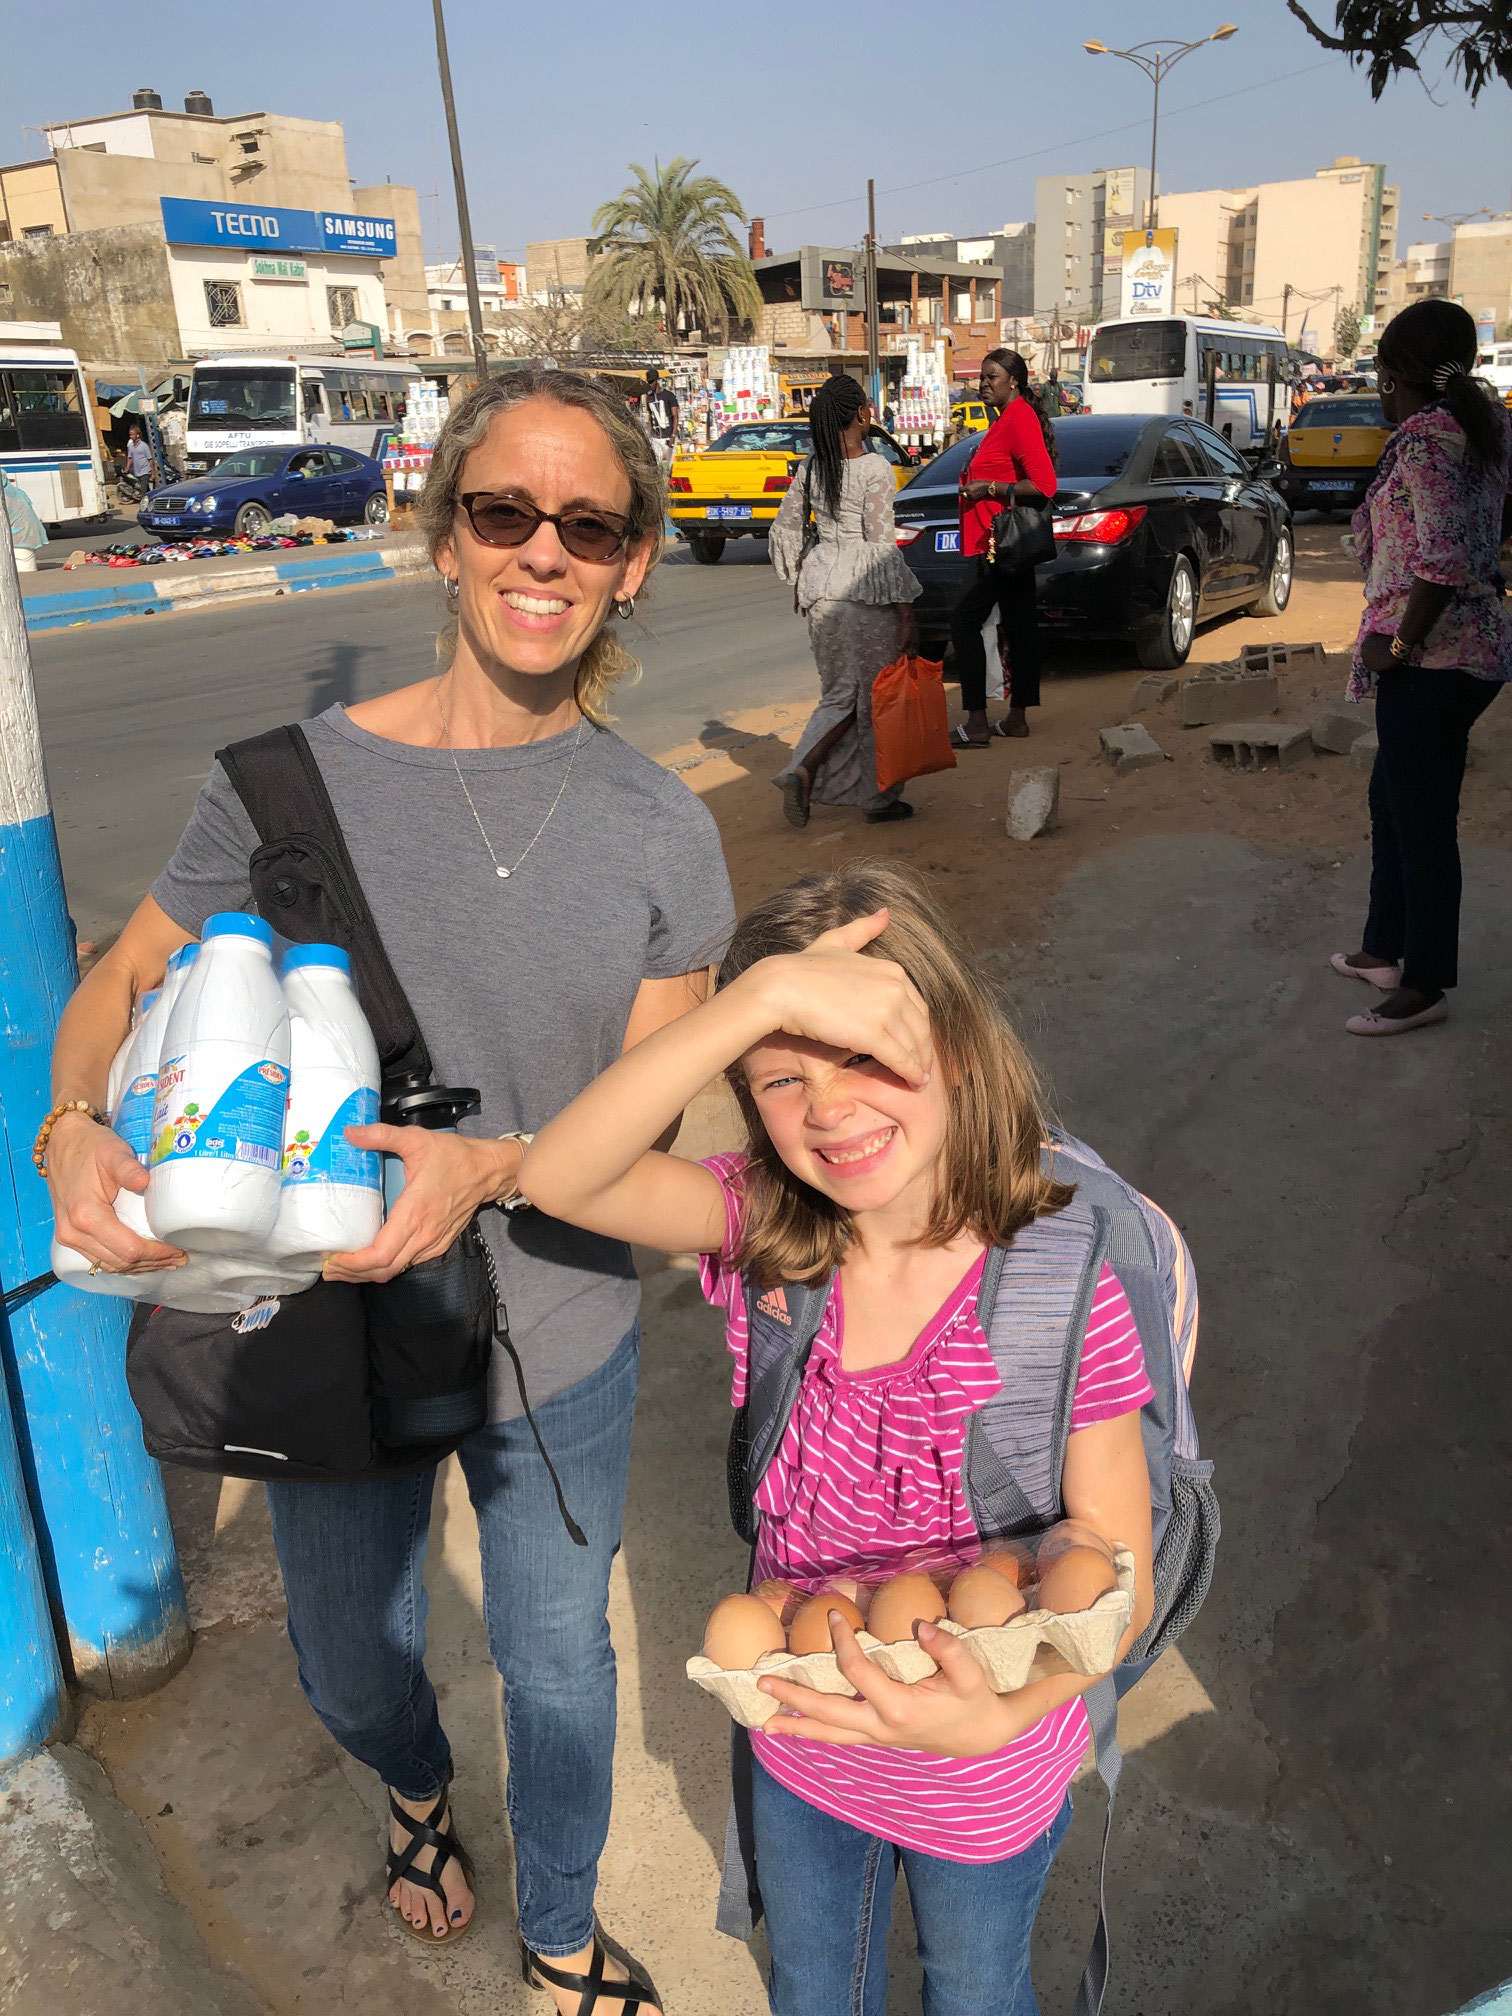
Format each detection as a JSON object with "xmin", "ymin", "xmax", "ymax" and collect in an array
[
  {"xmin": 866, "ymin": 1572, "xmax": 949, "ymax": 1645},
  {"xmin": 1035, "ymin": 1548, "xmax": 1119, "ymax": 1616},
  {"xmin": 948, "ymin": 1563, "xmax": 1028, "ymax": 1629},
  {"xmin": 819, "ymin": 1575, "xmax": 869, "ymax": 1619},
  {"xmin": 787, "ymin": 1592, "xmax": 867, "ymax": 1656},
  {"xmin": 1035, "ymin": 1520, "xmax": 1114, "ymax": 1571},
  {"xmin": 978, "ymin": 1542, "xmax": 1035, "ymax": 1590},
  {"xmin": 752, "ymin": 1579, "xmax": 800, "ymax": 1626},
  {"xmin": 702, "ymin": 1593, "xmax": 789, "ymax": 1669}
]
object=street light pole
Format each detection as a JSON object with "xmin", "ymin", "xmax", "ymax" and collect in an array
[
  {"xmin": 865, "ymin": 179, "xmax": 881, "ymax": 415},
  {"xmin": 1084, "ymin": 27, "xmax": 1239, "ymax": 233},
  {"xmin": 431, "ymin": 0, "xmax": 490, "ymax": 384}
]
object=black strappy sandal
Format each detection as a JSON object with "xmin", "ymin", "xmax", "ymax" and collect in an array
[
  {"xmin": 385, "ymin": 1765, "xmax": 476, "ymax": 1945},
  {"xmin": 520, "ymin": 1918, "xmax": 661, "ymax": 2013}
]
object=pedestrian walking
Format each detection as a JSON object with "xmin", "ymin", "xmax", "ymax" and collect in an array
[
  {"xmin": 42, "ymin": 366, "xmax": 733, "ymax": 2015},
  {"xmin": 643, "ymin": 368, "xmax": 679, "ymax": 469},
  {"xmin": 947, "ymin": 349, "xmax": 1057, "ymax": 746},
  {"xmin": 770, "ymin": 375, "xmax": 922, "ymax": 828},
  {"xmin": 518, "ymin": 861, "xmax": 1157, "ymax": 2016},
  {"xmin": 1332, "ymin": 298, "xmax": 1512, "ymax": 1036}
]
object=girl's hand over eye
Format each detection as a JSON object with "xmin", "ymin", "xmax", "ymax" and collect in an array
[
  {"xmin": 748, "ymin": 910, "xmax": 934, "ymax": 1088},
  {"xmin": 757, "ymin": 1613, "xmax": 1017, "ymax": 1758}
]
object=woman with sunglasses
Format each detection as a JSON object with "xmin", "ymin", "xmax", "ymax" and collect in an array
[{"xmin": 42, "ymin": 368, "xmax": 732, "ymax": 2016}]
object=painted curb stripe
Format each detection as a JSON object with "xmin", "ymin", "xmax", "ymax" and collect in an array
[{"xmin": 23, "ymin": 544, "xmax": 423, "ymax": 631}]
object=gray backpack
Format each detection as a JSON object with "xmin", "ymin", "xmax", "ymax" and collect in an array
[{"xmin": 719, "ymin": 1127, "xmax": 1218, "ymax": 2016}]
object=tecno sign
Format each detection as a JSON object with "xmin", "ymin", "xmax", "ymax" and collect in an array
[{"xmin": 159, "ymin": 196, "xmax": 397, "ymax": 259}]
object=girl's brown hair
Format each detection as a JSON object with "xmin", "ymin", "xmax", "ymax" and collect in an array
[
  {"xmin": 416, "ymin": 365, "xmax": 665, "ymax": 724},
  {"xmin": 717, "ymin": 862, "xmax": 1073, "ymax": 1288}
]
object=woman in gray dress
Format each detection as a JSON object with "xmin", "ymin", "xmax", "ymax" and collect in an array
[{"xmin": 770, "ymin": 375, "xmax": 922, "ymax": 827}]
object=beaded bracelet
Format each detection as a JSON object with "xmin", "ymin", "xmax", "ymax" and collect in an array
[{"xmin": 33, "ymin": 1099, "xmax": 104, "ymax": 1180}]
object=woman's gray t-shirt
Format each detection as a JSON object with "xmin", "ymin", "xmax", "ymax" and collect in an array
[{"xmin": 151, "ymin": 704, "xmax": 735, "ymax": 1421}]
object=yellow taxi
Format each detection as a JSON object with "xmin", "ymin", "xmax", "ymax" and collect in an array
[
  {"xmin": 1277, "ymin": 392, "xmax": 1390, "ymax": 512},
  {"xmin": 950, "ymin": 397, "xmax": 991, "ymax": 436},
  {"xmin": 669, "ymin": 418, "xmax": 914, "ymax": 563}
]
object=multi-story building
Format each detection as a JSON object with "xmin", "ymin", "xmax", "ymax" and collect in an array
[
  {"xmin": 1033, "ymin": 168, "xmax": 1152, "ymax": 328},
  {"xmin": 891, "ymin": 224, "xmax": 1035, "ymax": 319},
  {"xmin": 421, "ymin": 249, "xmax": 524, "ymax": 357},
  {"xmin": 1159, "ymin": 158, "xmax": 1399, "ymax": 341},
  {"xmin": 1449, "ymin": 216, "xmax": 1512, "ymax": 338},
  {"xmin": 0, "ymin": 91, "xmax": 427, "ymax": 371},
  {"xmin": 525, "ymin": 238, "xmax": 594, "ymax": 302},
  {"xmin": 752, "ymin": 244, "xmax": 1004, "ymax": 379}
]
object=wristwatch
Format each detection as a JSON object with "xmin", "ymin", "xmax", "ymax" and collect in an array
[{"xmin": 494, "ymin": 1131, "xmax": 535, "ymax": 1212}]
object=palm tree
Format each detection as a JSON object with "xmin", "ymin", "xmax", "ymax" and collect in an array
[{"xmin": 587, "ymin": 157, "xmax": 764, "ymax": 343}]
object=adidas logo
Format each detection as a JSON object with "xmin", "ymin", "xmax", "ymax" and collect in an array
[{"xmin": 754, "ymin": 1287, "xmax": 791, "ymax": 1327}]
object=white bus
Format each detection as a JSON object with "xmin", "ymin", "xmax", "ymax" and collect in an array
[
  {"xmin": 1083, "ymin": 316, "xmax": 1290, "ymax": 457},
  {"xmin": 0, "ymin": 329, "xmax": 109, "ymax": 527},
  {"xmin": 184, "ymin": 353, "xmax": 422, "ymax": 473},
  {"xmin": 1476, "ymin": 342, "xmax": 1512, "ymax": 401}
]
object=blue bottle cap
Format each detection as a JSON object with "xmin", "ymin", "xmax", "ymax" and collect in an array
[
  {"xmin": 202, "ymin": 912, "xmax": 273, "ymax": 948},
  {"xmin": 282, "ymin": 943, "xmax": 351, "ymax": 976},
  {"xmin": 168, "ymin": 942, "xmax": 199, "ymax": 973}
]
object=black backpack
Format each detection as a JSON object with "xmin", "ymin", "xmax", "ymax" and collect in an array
[{"xmin": 124, "ymin": 726, "xmax": 584, "ymax": 1538}]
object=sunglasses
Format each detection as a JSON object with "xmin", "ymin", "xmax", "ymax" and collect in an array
[{"xmin": 457, "ymin": 492, "xmax": 632, "ymax": 563}]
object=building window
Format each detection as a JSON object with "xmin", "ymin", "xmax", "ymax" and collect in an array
[
  {"xmin": 204, "ymin": 280, "xmax": 244, "ymax": 328},
  {"xmin": 327, "ymin": 286, "xmax": 358, "ymax": 330},
  {"xmin": 23, "ymin": 223, "xmax": 55, "ymax": 238}
]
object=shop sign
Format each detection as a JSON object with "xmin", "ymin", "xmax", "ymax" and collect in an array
[
  {"xmin": 249, "ymin": 255, "xmax": 307, "ymax": 281},
  {"xmin": 160, "ymin": 196, "xmax": 396, "ymax": 258},
  {"xmin": 1121, "ymin": 228, "xmax": 1177, "ymax": 318}
]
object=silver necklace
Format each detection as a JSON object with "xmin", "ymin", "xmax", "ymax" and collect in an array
[{"xmin": 439, "ymin": 691, "xmax": 586, "ymax": 881}]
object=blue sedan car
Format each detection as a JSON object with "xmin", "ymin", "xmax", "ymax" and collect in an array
[{"xmin": 137, "ymin": 445, "xmax": 389, "ymax": 539}]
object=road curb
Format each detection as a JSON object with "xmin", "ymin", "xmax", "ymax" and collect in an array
[{"xmin": 24, "ymin": 536, "xmax": 431, "ymax": 633}]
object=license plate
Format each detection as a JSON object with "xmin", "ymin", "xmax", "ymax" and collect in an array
[
  {"xmin": 934, "ymin": 529, "xmax": 961, "ymax": 553},
  {"xmin": 710, "ymin": 505, "xmax": 752, "ymax": 520},
  {"xmin": 151, "ymin": 516, "xmax": 185, "ymax": 527},
  {"xmin": 1311, "ymin": 479, "xmax": 1355, "ymax": 492}
]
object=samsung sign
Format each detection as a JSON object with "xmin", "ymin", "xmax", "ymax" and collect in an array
[{"xmin": 159, "ymin": 196, "xmax": 397, "ymax": 259}]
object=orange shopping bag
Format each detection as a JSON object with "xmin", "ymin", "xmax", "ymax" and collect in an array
[{"xmin": 871, "ymin": 654, "xmax": 957, "ymax": 795}]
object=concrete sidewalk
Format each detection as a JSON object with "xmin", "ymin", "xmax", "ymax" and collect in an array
[
  {"xmin": 6, "ymin": 830, "xmax": 1512, "ymax": 2016},
  {"xmin": 19, "ymin": 532, "xmax": 430, "ymax": 631}
]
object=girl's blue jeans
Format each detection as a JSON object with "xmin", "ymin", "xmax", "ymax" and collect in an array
[
  {"xmin": 264, "ymin": 1325, "xmax": 639, "ymax": 1960},
  {"xmin": 752, "ymin": 1754, "xmax": 1072, "ymax": 2016}
]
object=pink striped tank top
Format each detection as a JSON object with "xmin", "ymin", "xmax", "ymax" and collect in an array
[{"xmin": 699, "ymin": 1152, "xmax": 1153, "ymax": 1863}]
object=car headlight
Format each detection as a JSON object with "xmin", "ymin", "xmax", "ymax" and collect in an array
[{"xmin": 198, "ymin": 496, "xmax": 217, "ymax": 512}]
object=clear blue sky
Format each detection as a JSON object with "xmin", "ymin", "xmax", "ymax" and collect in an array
[{"xmin": 4, "ymin": 0, "xmax": 1509, "ymax": 268}]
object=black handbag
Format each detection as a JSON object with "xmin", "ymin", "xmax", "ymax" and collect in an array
[
  {"xmin": 123, "ymin": 725, "xmax": 584, "ymax": 1538},
  {"xmin": 985, "ymin": 499, "xmax": 1055, "ymax": 575}
]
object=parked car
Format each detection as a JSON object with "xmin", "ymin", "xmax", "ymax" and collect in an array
[
  {"xmin": 1276, "ymin": 393, "xmax": 1389, "ymax": 513},
  {"xmin": 136, "ymin": 445, "xmax": 389, "ymax": 539},
  {"xmin": 894, "ymin": 412, "xmax": 1294, "ymax": 669},
  {"xmin": 668, "ymin": 418, "xmax": 913, "ymax": 564}
]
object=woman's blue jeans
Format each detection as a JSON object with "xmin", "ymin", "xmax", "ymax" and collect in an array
[
  {"xmin": 752, "ymin": 1755, "xmax": 1072, "ymax": 2016},
  {"xmin": 265, "ymin": 1325, "xmax": 639, "ymax": 1959}
]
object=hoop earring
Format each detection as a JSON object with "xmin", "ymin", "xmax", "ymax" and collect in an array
[
  {"xmin": 615, "ymin": 596, "xmax": 636, "ymax": 620},
  {"xmin": 1378, "ymin": 374, "xmax": 1396, "ymax": 396},
  {"xmin": 445, "ymin": 577, "xmax": 460, "ymax": 604}
]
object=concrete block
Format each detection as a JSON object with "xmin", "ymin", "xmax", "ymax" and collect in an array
[
  {"xmin": 1239, "ymin": 639, "xmax": 1327, "ymax": 673},
  {"xmin": 1006, "ymin": 766, "xmax": 1060, "ymax": 840},
  {"xmin": 1180, "ymin": 666, "xmax": 1280, "ymax": 727},
  {"xmin": 1351, "ymin": 730, "xmax": 1380, "ymax": 774},
  {"xmin": 1311, "ymin": 702, "xmax": 1377, "ymax": 755},
  {"xmin": 1208, "ymin": 722, "xmax": 1314, "ymax": 771},
  {"xmin": 1099, "ymin": 723, "xmax": 1166, "ymax": 774},
  {"xmin": 1131, "ymin": 674, "xmax": 1178, "ymax": 711}
]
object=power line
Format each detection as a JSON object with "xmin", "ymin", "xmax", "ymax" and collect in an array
[{"xmin": 763, "ymin": 57, "xmax": 1344, "ymax": 227}]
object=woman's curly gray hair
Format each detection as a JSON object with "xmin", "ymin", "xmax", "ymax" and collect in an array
[{"xmin": 417, "ymin": 365, "xmax": 666, "ymax": 724}]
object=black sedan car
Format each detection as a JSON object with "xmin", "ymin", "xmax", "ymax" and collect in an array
[{"xmin": 895, "ymin": 414, "xmax": 1294, "ymax": 669}]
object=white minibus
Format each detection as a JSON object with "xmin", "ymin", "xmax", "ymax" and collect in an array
[
  {"xmin": 1083, "ymin": 316, "xmax": 1289, "ymax": 457},
  {"xmin": 0, "ymin": 330, "xmax": 108, "ymax": 527},
  {"xmin": 184, "ymin": 354, "xmax": 422, "ymax": 473},
  {"xmin": 1475, "ymin": 343, "xmax": 1512, "ymax": 401}
]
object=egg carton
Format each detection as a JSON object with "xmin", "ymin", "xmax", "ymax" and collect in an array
[{"xmin": 686, "ymin": 1548, "xmax": 1136, "ymax": 1730}]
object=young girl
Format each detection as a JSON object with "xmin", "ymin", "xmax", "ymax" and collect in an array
[{"xmin": 521, "ymin": 863, "xmax": 1155, "ymax": 2016}]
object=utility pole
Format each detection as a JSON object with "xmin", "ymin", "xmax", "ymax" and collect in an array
[
  {"xmin": 1282, "ymin": 282, "xmax": 1293, "ymax": 344},
  {"xmin": 865, "ymin": 179, "xmax": 881, "ymax": 415},
  {"xmin": 431, "ymin": 0, "xmax": 490, "ymax": 384}
]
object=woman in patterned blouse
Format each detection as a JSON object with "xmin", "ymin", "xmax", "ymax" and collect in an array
[{"xmin": 1333, "ymin": 299, "xmax": 1512, "ymax": 1037}]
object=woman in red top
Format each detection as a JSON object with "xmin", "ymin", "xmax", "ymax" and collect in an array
[{"xmin": 948, "ymin": 350, "xmax": 1058, "ymax": 743}]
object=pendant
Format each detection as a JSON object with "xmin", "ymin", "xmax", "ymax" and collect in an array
[{"xmin": 496, "ymin": 865, "xmax": 512, "ymax": 878}]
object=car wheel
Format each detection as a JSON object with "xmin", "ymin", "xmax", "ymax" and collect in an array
[
  {"xmin": 1136, "ymin": 554, "xmax": 1198, "ymax": 669},
  {"xmin": 364, "ymin": 491, "xmax": 390, "ymax": 526},
  {"xmin": 1250, "ymin": 524, "xmax": 1294, "ymax": 617},
  {"xmin": 234, "ymin": 502, "xmax": 271, "ymax": 537},
  {"xmin": 688, "ymin": 533, "xmax": 726, "ymax": 564}
]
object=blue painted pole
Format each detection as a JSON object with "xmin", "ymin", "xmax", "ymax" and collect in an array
[
  {"xmin": 0, "ymin": 513, "xmax": 190, "ymax": 1698},
  {"xmin": 0, "ymin": 1343, "xmax": 66, "ymax": 1762}
]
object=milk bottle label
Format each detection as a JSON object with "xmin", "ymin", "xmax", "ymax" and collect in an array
[
  {"xmin": 281, "ymin": 1087, "xmax": 380, "ymax": 1187},
  {"xmin": 114, "ymin": 1072, "xmax": 160, "ymax": 1161},
  {"xmin": 150, "ymin": 1055, "xmax": 289, "ymax": 1171}
]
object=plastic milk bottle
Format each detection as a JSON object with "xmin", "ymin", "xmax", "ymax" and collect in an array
[
  {"xmin": 147, "ymin": 914, "xmax": 290, "ymax": 1251},
  {"xmin": 267, "ymin": 944, "xmax": 383, "ymax": 1263}
]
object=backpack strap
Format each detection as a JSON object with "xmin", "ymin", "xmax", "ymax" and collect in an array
[
  {"xmin": 1074, "ymin": 1674, "xmax": 1122, "ymax": 2016},
  {"xmin": 216, "ymin": 724, "xmax": 433, "ymax": 1090},
  {"xmin": 727, "ymin": 1273, "xmax": 835, "ymax": 1544}
]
